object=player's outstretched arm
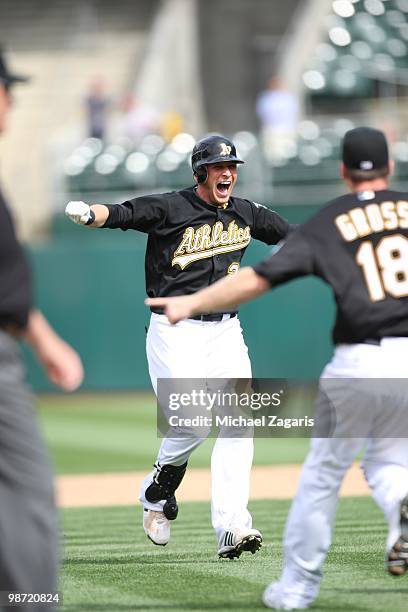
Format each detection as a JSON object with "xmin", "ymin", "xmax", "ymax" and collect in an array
[
  {"xmin": 65, "ymin": 201, "xmax": 109, "ymax": 228},
  {"xmin": 146, "ymin": 267, "xmax": 270, "ymax": 324}
]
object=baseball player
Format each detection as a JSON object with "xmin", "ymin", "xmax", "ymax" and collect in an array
[
  {"xmin": 146, "ymin": 127, "xmax": 408, "ymax": 608},
  {"xmin": 65, "ymin": 134, "xmax": 292, "ymax": 558},
  {"xmin": 0, "ymin": 48, "xmax": 83, "ymax": 610}
]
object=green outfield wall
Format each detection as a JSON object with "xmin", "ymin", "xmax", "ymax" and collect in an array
[{"xmin": 25, "ymin": 205, "xmax": 335, "ymax": 391}]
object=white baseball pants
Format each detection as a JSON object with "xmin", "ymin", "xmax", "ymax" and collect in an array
[
  {"xmin": 280, "ymin": 338, "xmax": 408, "ymax": 596},
  {"xmin": 139, "ymin": 313, "xmax": 253, "ymax": 542}
]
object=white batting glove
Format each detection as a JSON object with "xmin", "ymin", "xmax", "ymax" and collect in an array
[{"xmin": 65, "ymin": 201, "xmax": 95, "ymax": 225}]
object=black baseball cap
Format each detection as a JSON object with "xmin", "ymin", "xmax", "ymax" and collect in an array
[
  {"xmin": 0, "ymin": 47, "xmax": 29, "ymax": 89},
  {"xmin": 342, "ymin": 127, "xmax": 389, "ymax": 171}
]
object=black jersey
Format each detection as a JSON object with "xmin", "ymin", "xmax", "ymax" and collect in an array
[
  {"xmin": 104, "ymin": 186, "xmax": 290, "ymax": 302},
  {"xmin": 0, "ymin": 188, "xmax": 32, "ymax": 329},
  {"xmin": 254, "ymin": 189, "xmax": 408, "ymax": 344}
]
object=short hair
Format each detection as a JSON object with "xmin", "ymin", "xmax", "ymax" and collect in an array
[{"xmin": 343, "ymin": 165, "xmax": 389, "ymax": 182}]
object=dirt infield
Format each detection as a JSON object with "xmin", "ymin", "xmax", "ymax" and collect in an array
[{"xmin": 56, "ymin": 463, "xmax": 370, "ymax": 508}]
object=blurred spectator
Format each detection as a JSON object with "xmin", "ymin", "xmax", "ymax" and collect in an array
[
  {"xmin": 84, "ymin": 78, "xmax": 110, "ymax": 140},
  {"xmin": 121, "ymin": 94, "xmax": 160, "ymax": 146},
  {"xmin": 256, "ymin": 76, "xmax": 299, "ymax": 165}
]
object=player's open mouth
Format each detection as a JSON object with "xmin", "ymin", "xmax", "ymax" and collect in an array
[{"xmin": 216, "ymin": 181, "xmax": 231, "ymax": 197}]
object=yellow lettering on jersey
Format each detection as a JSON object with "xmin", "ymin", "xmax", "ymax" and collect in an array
[
  {"xmin": 397, "ymin": 201, "xmax": 408, "ymax": 228},
  {"xmin": 335, "ymin": 200, "xmax": 408, "ymax": 242},
  {"xmin": 212, "ymin": 221, "xmax": 223, "ymax": 244},
  {"xmin": 175, "ymin": 227, "xmax": 195, "ymax": 254},
  {"xmin": 365, "ymin": 204, "xmax": 384, "ymax": 232},
  {"xmin": 192, "ymin": 226, "xmax": 206, "ymax": 251},
  {"xmin": 349, "ymin": 208, "xmax": 372, "ymax": 237},
  {"xmin": 200, "ymin": 224, "xmax": 212, "ymax": 249},
  {"xmin": 228, "ymin": 262, "xmax": 240, "ymax": 275},
  {"xmin": 381, "ymin": 201, "xmax": 398, "ymax": 230},
  {"xmin": 220, "ymin": 229, "xmax": 229, "ymax": 246},
  {"xmin": 237, "ymin": 227, "xmax": 246, "ymax": 242},
  {"xmin": 172, "ymin": 221, "xmax": 251, "ymax": 269},
  {"xmin": 335, "ymin": 214, "xmax": 358, "ymax": 242}
]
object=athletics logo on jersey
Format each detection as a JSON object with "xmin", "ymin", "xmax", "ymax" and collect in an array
[{"xmin": 172, "ymin": 221, "xmax": 251, "ymax": 269}]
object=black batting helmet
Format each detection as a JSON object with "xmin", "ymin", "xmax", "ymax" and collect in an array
[{"xmin": 191, "ymin": 135, "xmax": 244, "ymax": 183}]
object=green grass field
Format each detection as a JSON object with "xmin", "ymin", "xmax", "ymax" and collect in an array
[
  {"xmin": 36, "ymin": 393, "xmax": 406, "ymax": 611},
  {"xmin": 60, "ymin": 498, "xmax": 407, "ymax": 611}
]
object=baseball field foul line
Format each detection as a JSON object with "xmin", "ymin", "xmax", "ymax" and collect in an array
[{"xmin": 56, "ymin": 463, "xmax": 370, "ymax": 508}]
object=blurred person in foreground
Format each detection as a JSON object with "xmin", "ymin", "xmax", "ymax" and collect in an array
[
  {"xmin": 146, "ymin": 127, "xmax": 408, "ymax": 609},
  {"xmin": 0, "ymin": 48, "xmax": 83, "ymax": 609}
]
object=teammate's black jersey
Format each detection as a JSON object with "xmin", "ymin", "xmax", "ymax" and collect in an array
[
  {"xmin": 104, "ymin": 187, "xmax": 290, "ymax": 304},
  {"xmin": 254, "ymin": 189, "xmax": 408, "ymax": 344},
  {"xmin": 0, "ymin": 188, "xmax": 32, "ymax": 329}
]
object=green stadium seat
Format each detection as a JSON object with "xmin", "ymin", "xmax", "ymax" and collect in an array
[{"xmin": 304, "ymin": 1, "xmax": 408, "ymax": 100}]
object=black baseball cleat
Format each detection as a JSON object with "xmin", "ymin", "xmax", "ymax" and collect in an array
[
  {"xmin": 218, "ymin": 528, "xmax": 263, "ymax": 560},
  {"xmin": 387, "ymin": 494, "xmax": 408, "ymax": 576}
]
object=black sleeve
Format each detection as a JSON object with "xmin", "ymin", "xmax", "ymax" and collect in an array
[
  {"xmin": 249, "ymin": 201, "xmax": 290, "ymax": 244},
  {"xmin": 253, "ymin": 230, "xmax": 315, "ymax": 287},
  {"xmin": 103, "ymin": 194, "xmax": 168, "ymax": 233}
]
